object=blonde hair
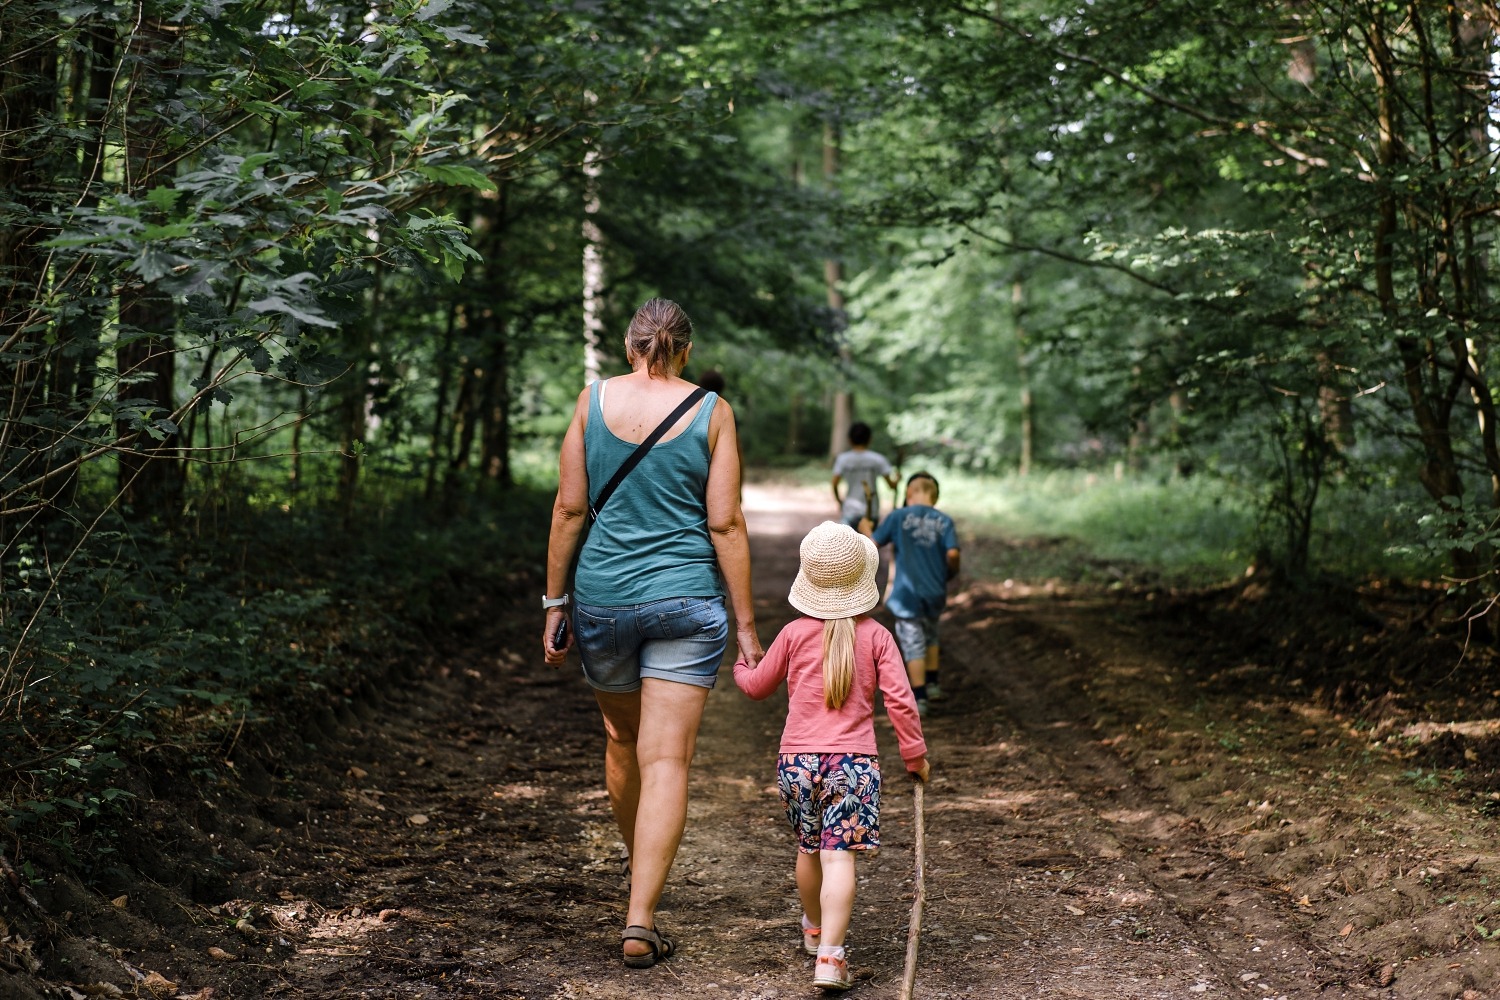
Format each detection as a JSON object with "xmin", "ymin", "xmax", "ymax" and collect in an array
[
  {"xmin": 822, "ymin": 617, "xmax": 856, "ymax": 710},
  {"xmin": 625, "ymin": 298, "xmax": 693, "ymax": 378}
]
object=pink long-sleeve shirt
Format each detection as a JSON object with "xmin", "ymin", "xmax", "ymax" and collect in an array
[{"xmin": 734, "ymin": 616, "xmax": 928, "ymax": 770}]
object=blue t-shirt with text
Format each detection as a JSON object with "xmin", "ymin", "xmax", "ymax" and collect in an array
[{"xmin": 872, "ymin": 504, "xmax": 959, "ymax": 620}]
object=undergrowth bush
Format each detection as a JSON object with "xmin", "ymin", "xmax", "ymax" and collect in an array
[{"xmin": 0, "ymin": 484, "xmax": 553, "ymax": 857}]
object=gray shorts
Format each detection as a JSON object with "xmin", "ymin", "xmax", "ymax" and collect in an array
[
  {"xmin": 573, "ymin": 596, "xmax": 728, "ymax": 693},
  {"xmin": 892, "ymin": 616, "xmax": 939, "ymax": 663}
]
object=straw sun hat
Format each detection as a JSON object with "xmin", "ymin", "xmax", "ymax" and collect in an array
[{"xmin": 788, "ymin": 521, "xmax": 880, "ymax": 619}]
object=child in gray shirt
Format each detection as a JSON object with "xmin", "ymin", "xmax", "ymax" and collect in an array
[{"xmin": 831, "ymin": 422, "xmax": 898, "ymax": 528}]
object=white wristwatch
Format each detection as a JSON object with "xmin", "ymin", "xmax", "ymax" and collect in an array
[{"xmin": 542, "ymin": 593, "xmax": 570, "ymax": 610}]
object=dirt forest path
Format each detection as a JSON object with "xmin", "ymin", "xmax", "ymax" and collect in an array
[
  {"xmin": 26, "ymin": 482, "xmax": 1500, "ymax": 1000},
  {"xmin": 665, "ymin": 484, "xmax": 1343, "ymax": 1000}
]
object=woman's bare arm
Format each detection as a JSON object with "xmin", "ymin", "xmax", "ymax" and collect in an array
[
  {"xmin": 543, "ymin": 388, "xmax": 591, "ymax": 664},
  {"xmin": 706, "ymin": 401, "xmax": 762, "ymax": 668}
]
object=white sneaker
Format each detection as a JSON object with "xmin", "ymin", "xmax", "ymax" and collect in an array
[
  {"xmin": 927, "ymin": 681, "xmax": 945, "ymax": 701},
  {"xmin": 916, "ymin": 698, "xmax": 929, "ymax": 718},
  {"xmin": 813, "ymin": 954, "xmax": 852, "ymax": 991}
]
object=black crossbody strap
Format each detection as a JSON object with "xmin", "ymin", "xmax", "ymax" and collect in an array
[{"xmin": 589, "ymin": 385, "xmax": 708, "ymax": 522}]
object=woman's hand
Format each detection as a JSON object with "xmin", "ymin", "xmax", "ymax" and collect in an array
[
  {"xmin": 543, "ymin": 608, "xmax": 571, "ymax": 665},
  {"xmin": 908, "ymin": 757, "xmax": 931, "ymax": 783},
  {"xmin": 735, "ymin": 623, "xmax": 764, "ymax": 670}
]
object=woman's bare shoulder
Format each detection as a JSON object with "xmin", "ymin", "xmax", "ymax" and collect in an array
[
  {"xmin": 709, "ymin": 392, "xmax": 734, "ymax": 420},
  {"xmin": 571, "ymin": 383, "xmax": 592, "ymax": 421}
]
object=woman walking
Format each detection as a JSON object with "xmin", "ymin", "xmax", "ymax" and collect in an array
[{"xmin": 542, "ymin": 297, "xmax": 763, "ymax": 967}]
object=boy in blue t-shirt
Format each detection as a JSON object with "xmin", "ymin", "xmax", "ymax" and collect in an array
[{"xmin": 859, "ymin": 472, "xmax": 960, "ymax": 715}]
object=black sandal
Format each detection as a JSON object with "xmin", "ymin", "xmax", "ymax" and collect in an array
[{"xmin": 621, "ymin": 924, "xmax": 674, "ymax": 968}]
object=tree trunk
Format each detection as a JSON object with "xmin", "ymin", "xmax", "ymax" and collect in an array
[
  {"xmin": 1126, "ymin": 414, "xmax": 1149, "ymax": 472},
  {"xmin": 826, "ymin": 257, "xmax": 852, "ymax": 459},
  {"xmin": 0, "ymin": 6, "xmax": 60, "ymax": 541},
  {"xmin": 115, "ymin": 15, "xmax": 183, "ymax": 518},
  {"xmin": 1285, "ymin": 30, "xmax": 1356, "ymax": 455},
  {"xmin": 36, "ymin": 21, "xmax": 114, "ymax": 519},
  {"xmin": 1124, "ymin": 364, "xmax": 1148, "ymax": 471},
  {"xmin": 447, "ymin": 359, "xmax": 479, "ymax": 487},
  {"xmin": 785, "ymin": 390, "xmax": 803, "ymax": 457},
  {"xmin": 1315, "ymin": 351, "xmax": 1354, "ymax": 452},
  {"xmin": 1168, "ymin": 390, "xmax": 1193, "ymax": 477},
  {"xmin": 338, "ymin": 263, "xmax": 381, "ymax": 523},
  {"xmin": 1447, "ymin": 6, "xmax": 1500, "ymax": 510},
  {"xmin": 1369, "ymin": 15, "xmax": 1482, "ymax": 587},
  {"xmin": 823, "ymin": 121, "xmax": 851, "ymax": 460},
  {"xmin": 425, "ymin": 301, "xmax": 461, "ymax": 502},
  {"xmin": 478, "ymin": 330, "xmax": 511, "ymax": 487},
  {"xmin": 290, "ymin": 385, "xmax": 308, "ymax": 508},
  {"xmin": 784, "ymin": 144, "xmax": 806, "ymax": 460},
  {"xmin": 1012, "ymin": 279, "xmax": 1033, "ymax": 476},
  {"xmin": 581, "ymin": 91, "xmax": 605, "ymax": 385}
]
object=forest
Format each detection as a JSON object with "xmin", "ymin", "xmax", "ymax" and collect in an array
[{"xmin": 5, "ymin": 1, "xmax": 1500, "ymax": 998}]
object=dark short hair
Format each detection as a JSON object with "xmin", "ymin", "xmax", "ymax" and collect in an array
[
  {"xmin": 848, "ymin": 422, "xmax": 872, "ymax": 446},
  {"xmin": 697, "ymin": 368, "xmax": 725, "ymax": 394}
]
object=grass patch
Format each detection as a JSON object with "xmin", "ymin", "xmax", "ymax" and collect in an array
[
  {"xmin": 914, "ymin": 468, "xmax": 1255, "ymax": 587},
  {"xmin": 818, "ymin": 464, "xmax": 1436, "ymax": 589}
]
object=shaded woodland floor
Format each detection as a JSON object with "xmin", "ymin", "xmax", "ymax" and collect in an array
[{"xmin": 3, "ymin": 482, "xmax": 1500, "ymax": 999}]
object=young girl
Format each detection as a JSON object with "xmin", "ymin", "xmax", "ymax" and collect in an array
[{"xmin": 734, "ymin": 521, "xmax": 931, "ymax": 991}]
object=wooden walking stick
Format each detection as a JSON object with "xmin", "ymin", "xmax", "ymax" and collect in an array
[{"xmin": 899, "ymin": 779, "xmax": 927, "ymax": 1000}]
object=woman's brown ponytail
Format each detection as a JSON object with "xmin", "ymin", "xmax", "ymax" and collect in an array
[{"xmin": 626, "ymin": 298, "xmax": 693, "ymax": 377}]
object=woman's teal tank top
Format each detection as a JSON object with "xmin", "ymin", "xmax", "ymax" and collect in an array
[{"xmin": 574, "ymin": 379, "xmax": 724, "ymax": 606}]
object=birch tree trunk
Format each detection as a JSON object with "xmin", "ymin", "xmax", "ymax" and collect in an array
[{"xmin": 581, "ymin": 92, "xmax": 605, "ymax": 385}]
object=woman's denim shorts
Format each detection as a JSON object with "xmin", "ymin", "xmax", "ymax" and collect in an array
[{"xmin": 573, "ymin": 596, "xmax": 728, "ymax": 693}]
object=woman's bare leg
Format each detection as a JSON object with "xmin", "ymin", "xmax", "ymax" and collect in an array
[
  {"xmin": 622, "ymin": 678, "xmax": 711, "ymax": 957},
  {"xmin": 593, "ymin": 690, "xmax": 643, "ymax": 857}
]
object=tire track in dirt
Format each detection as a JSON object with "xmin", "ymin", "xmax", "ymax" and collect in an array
[
  {"xmin": 936, "ymin": 595, "xmax": 1359, "ymax": 999},
  {"xmin": 942, "ymin": 587, "xmax": 1500, "ymax": 1000}
]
